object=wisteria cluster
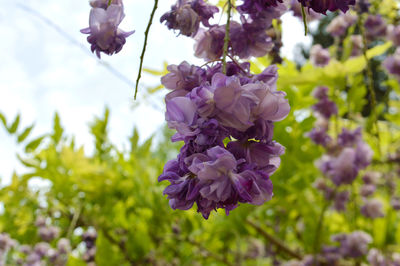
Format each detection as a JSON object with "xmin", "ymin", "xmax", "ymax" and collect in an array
[
  {"xmin": 0, "ymin": 217, "xmax": 72, "ymax": 266},
  {"xmin": 159, "ymin": 61, "xmax": 290, "ymax": 218},
  {"xmin": 82, "ymin": 229, "xmax": 97, "ymax": 265},
  {"xmin": 80, "ymin": 0, "xmax": 134, "ymax": 58},
  {"xmin": 285, "ymin": 230, "xmax": 400, "ymax": 265},
  {"xmin": 307, "ymin": 86, "xmax": 377, "ymax": 216}
]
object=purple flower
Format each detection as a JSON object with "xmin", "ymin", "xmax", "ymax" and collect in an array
[
  {"xmin": 326, "ymin": 13, "xmax": 357, "ymax": 37},
  {"xmin": 310, "ymin": 44, "xmax": 330, "ymax": 67},
  {"xmin": 364, "ymin": 15, "xmax": 387, "ymax": 39},
  {"xmin": 161, "ymin": 0, "xmax": 218, "ymax": 37},
  {"xmin": 350, "ymin": 35, "xmax": 363, "ymax": 57},
  {"xmin": 161, "ymin": 61, "xmax": 206, "ymax": 92},
  {"xmin": 187, "ymin": 146, "xmax": 273, "ymax": 205},
  {"xmin": 227, "ymin": 140, "xmax": 284, "ymax": 174},
  {"xmin": 298, "ymin": 0, "xmax": 356, "ymax": 14},
  {"xmin": 383, "ymin": 48, "xmax": 400, "ymax": 78},
  {"xmin": 391, "ymin": 197, "xmax": 400, "ymax": 210},
  {"xmin": 194, "ymin": 26, "xmax": 225, "ymax": 60},
  {"xmin": 39, "ymin": 226, "xmax": 59, "ymax": 242},
  {"xmin": 90, "ymin": 0, "xmax": 122, "ymax": 9},
  {"xmin": 237, "ymin": 0, "xmax": 287, "ymax": 26},
  {"xmin": 338, "ymin": 128, "xmax": 362, "ymax": 147},
  {"xmin": 207, "ymin": 73, "xmax": 259, "ymax": 131},
  {"xmin": 360, "ymin": 184, "xmax": 376, "ymax": 197},
  {"xmin": 361, "ymin": 198, "xmax": 384, "ymax": 218},
  {"xmin": 247, "ymin": 81, "xmax": 290, "ymax": 122},
  {"xmin": 312, "ymin": 97, "xmax": 338, "ymax": 119},
  {"xmin": 160, "ymin": 2, "xmax": 200, "ymax": 37},
  {"xmin": 290, "ymin": 0, "xmax": 321, "ymax": 21},
  {"xmin": 229, "ymin": 21, "xmax": 274, "ymax": 59},
  {"xmin": 81, "ymin": 4, "xmax": 134, "ymax": 58},
  {"xmin": 331, "ymin": 231, "xmax": 372, "ymax": 258},
  {"xmin": 165, "ymin": 96, "xmax": 199, "ymax": 140},
  {"xmin": 190, "ymin": 0, "xmax": 219, "ymax": 27},
  {"xmin": 307, "ymin": 127, "xmax": 332, "ymax": 146},
  {"xmin": 362, "ymin": 171, "xmax": 381, "ymax": 184},
  {"xmin": 368, "ymin": 249, "xmax": 387, "ymax": 266},
  {"xmin": 34, "ymin": 242, "xmax": 51, "ymax": 257},
  {"xmin": 387, "ymin": 24, "xmax": 400, "ymax": 46},
  {"xmin": 323, "ymin": 148, "xmax": 358, "ymax": 186}
]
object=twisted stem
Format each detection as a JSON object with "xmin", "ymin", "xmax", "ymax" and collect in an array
[
  {"xmin": 222, "ymin": 0, "xmax": 232, "ymax": 74},
  {"xmin": 134, "ymin": 0, "xmax": 159, "ymax": 100}
]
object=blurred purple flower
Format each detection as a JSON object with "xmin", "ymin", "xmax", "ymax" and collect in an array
[
  {"xmin": 80, "ymin": 4, "xmax": 134, "ymax": 58},
  {"xmin": 310, "ymin": 44, "xmax": 330, "ymax": 67},
  {"xmin": 364, "ymin": 15, "xmax": 387, "ymax": 39},
  {"xmin": 361, "ymin": 198, "xmax": 384, "ymax": 218},
  {"xmin": 298, "ymin": 0, "xmax": 356, "ymax": 14}
]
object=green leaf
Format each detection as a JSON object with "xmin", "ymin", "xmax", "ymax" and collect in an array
[
  {"xmin": 52, "ymin": 112, "xmax": 64, "ymax": 144},
  {"xmin": 8, "ymin": 114, "xmax": 20, "ymax": 134},
  {"xmin": 17, "ymin": 124, "xmax": 34, "ymax": 143},
  {"xmin": 0, "ymin": 112, "xmax": 6, "ymax": 128},
  {"xmin": 25, "ymin": 135, "xmax": 46, "ymax": 153}
]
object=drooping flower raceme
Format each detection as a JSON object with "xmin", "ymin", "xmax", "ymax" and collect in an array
[
  {"xmin": 159, "ymin": 62, "xmax": 290, "ymax": 219},
  {"xmin": 160, "ymin": 0, "xmax": 219, "ymax": 37},
  {"xmin": 81, "ymin": 1, "xmax": 134, "ymax": 58}
]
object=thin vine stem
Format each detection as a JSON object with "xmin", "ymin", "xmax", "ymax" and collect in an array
[
  {"xmin": 358, "ymin": 15, "xmax": 382, "ymax": 157},
  {"xmin": 222, "ymin": 0, "xmax": 232, "ymax": 74},
  {"xmin": 246, "ymin": 219, "xmax": 302, "ymax": 260},
  {"xmin": 134, "ymin": 0, "xmax": 159, "ymax": 100},
  {"xmin": 301, "ymin": 5, "xmax": 308, "ymax": 36},
  {"xmin": 312, "ymin": 188, "xmax": 337, "ymax": 263},
  {"xmin": 107, "ymin": 0, "xmax": 112, "ymax": 6}
]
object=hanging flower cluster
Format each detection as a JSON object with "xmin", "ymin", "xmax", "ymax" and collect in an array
[
  {"xmin": 307, "ymin": 87, "xmax": 373, "ymax": 211},
  {"xmin": 159, "ymin": 62, "xmax": 290, "ymax": 219},
  {"xmin": 80, "ymin": 0, "xmax": 134, "ymax": 58}
]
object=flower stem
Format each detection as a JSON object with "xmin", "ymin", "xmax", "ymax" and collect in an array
[
  {"xmin": 134, "ymin": 0, "xmax": 159, "ymax": 100},
  {"xmin": 358, "ymin": 15, "xmax": 382, "ymax": 157},
  {"xmin": 107, "ymin": 0, "xmax": 112, "ymax": 6},
  {"xmin": 301, "ymin": 5, "xmax": 308, "ymax": 36},
  {"xmin": 222, "ymin": 0, "xmax": 232, "ymax": 74},
  {"xmin": 246, "ymin": 219, "xmax": 302, "ymax": 260}
]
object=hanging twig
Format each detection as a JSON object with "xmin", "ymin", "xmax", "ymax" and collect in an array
[
  {"xmin": 246, "ymin": 219, "xmax": 302, "ymax": 260},
  {"xmin": 301, "ymin": 5, "xmax": 308, "ymax": 36},
  {"xmin": 134, "ymin": 0, "xmax": 159, "ymax": 100},
  {"xmin": 222, "ymin": 0, "xmax": 232, "ymax": 74}
]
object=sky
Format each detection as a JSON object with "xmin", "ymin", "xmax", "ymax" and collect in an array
[{"xmin": 0, "ymin": 0, "xmax": 311, "ymax": 184}]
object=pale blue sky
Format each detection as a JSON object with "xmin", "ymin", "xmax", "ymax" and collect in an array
[{"xmin": 0, "ymin": 0, "xmax": 311, "ymax": 184}]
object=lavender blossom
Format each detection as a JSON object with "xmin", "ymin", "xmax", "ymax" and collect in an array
[
  {"xmin": 350, "ymin": 35, "xmax": 363, "ymax": 57},
  {"xmin": 364, "ymin": 15, "xmax": 387, "ymax": 39},
  {"xmin": 290, "ymin": 0, "xmax": 321, "ymax": 21},
  {"xmin": 331, "ymin": 231, "xmax": 372, "ymax": 258},
  {"xmin": 160, "ymin": 0, "xmax": 218, "ymax": 37},
  {"xmin": 194, "ymin": 26, "xmax": 225, "ymax": 60},
  {"xmin": 39, "ymin": 226, "xmax": 59, "ymax": 242},
  {"xmin": 368, "ymin": 248, "xmax": 387, "ymax": 266},
  {"xmin": 387, "ymin": 25, "xmax": 400, "ymax": 46},
  {"xmin": 81, "ymin": 3, "xmax": 134, "ymax": 58},
  {"xmin": 326, "ymin": 13, "xmax": 357, "ymax": 37},
  {"xmin": 391, "ymin": 197, "xmax": 400, "ymax": 210},
  {"xmin": 298, "ymin": 0, "xmax": 356, "ymax": 14},
  {"xmin": 310, "ymin": 44, "xmax": 331, "ymax": 67},
  {"xmin": 361, "ymin": 198, "xmax": 384, "ymax": 218},
  {"xmin": 306, "ymin": 128, "xmax": 332, "ymax": 146},
  {"xmin": 360, "ymin": 184, "xmax": 376, "ymax": 197},
  {"xmin": 383, "ymin": 48, "xmax": 400, "ymax": 78}
]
